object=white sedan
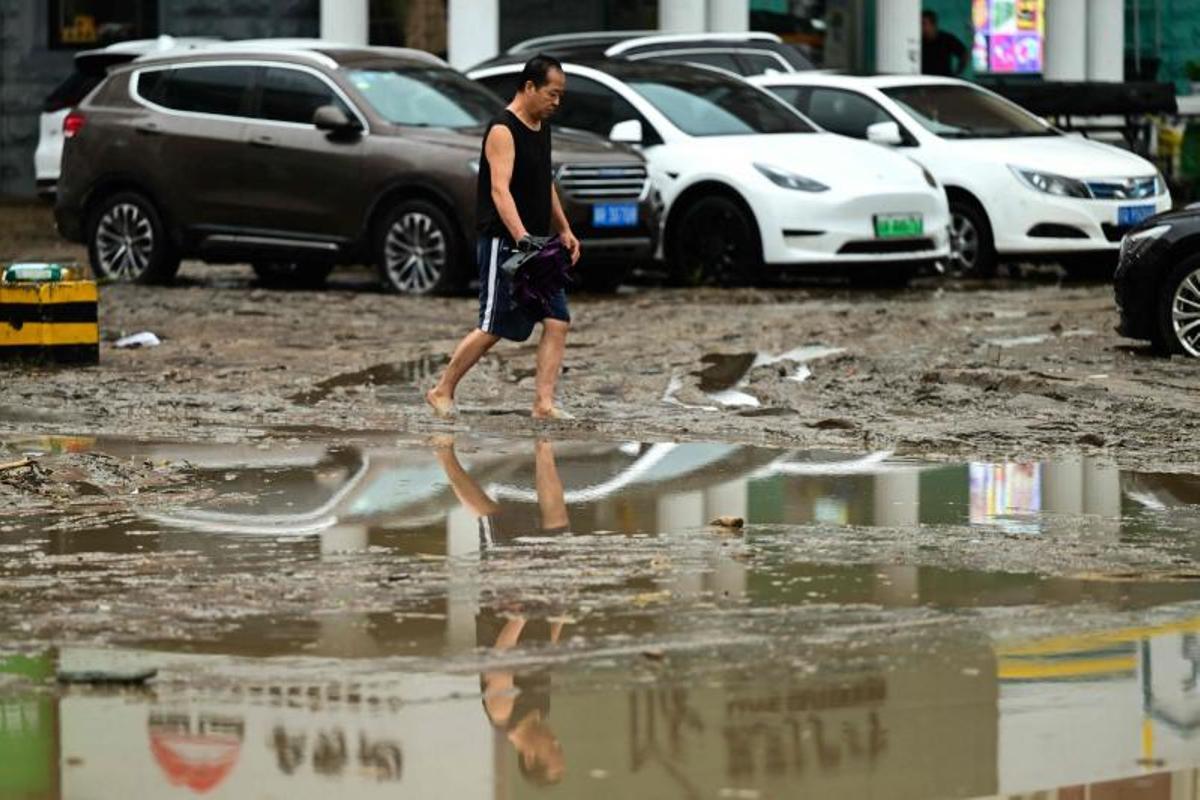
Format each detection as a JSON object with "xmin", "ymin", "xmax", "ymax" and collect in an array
[
  {"xmin": 470, "ymin": 59, "xmax": 950, "ymax": 286},
  {"xmin": 751, "ymin": 73, "xmax": 1172, "ymax": 278}
]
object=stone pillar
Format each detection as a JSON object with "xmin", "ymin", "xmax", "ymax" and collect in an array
[
  {"xmin": 447, "ymin": 0, "xmax": 499, "ymax": 69},
  {"xmin": 875, "ymin": 0, "xmax": 921, "ymax": 74},
  {"xmin": 660, "ymin": 0, "xmax": 707, "ymax": 33},
  {"xmin": 1087, "ymin": 0, "xmax": 1125, "ymax": 81},
  {"xmin": 320, "ymin": 0, "xmax": 368, "ymax": 45},
  {"xmin": 1044, "ymin": 0, "xmax": 1086, "ymax": 80},
  {"xmin": 707, "ymin": 0, "xmax": 750, "ymax": 32}
]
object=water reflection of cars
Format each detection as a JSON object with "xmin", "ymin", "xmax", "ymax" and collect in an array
[
  {"xmin": 470, "ymin": 59, "xmax": 949, "ymax": 288},
  {"xmin": 1114, "ymin": 205, "xmax": 1200, "ymax": 357},
  {"xmin": 751, "ymin": 74, "xmax": 1171, "ymax": 280},
  {"xmin": 55, "ymin": 40, "xmax": 657, "ymax": 293}
]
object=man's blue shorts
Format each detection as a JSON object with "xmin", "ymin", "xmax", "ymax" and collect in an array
[{"xmin": 477, "ymin": 236, "xmax": 570, "ymax": 343}]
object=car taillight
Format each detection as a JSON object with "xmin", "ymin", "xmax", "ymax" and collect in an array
[{"xmin": 63, "ymin": 111, "xmax": 86, "ymax": 139}]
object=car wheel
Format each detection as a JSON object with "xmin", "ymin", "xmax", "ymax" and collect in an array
[
  {"xmin": 252, "ymin": 261, "xmax": 334, "ymax": 290},
  {"xmin": 669, "ymin": 195, "xmax": 761, "ymax": 287},
  {"xmin": 1157, "ymin": 255, "xmax": 1200, "ymax": 357},
  {"xmin": 86, "ymin": 191, "xmax": 179, "ymax": 284},
  {"xmin": 376, "ymin": 200, "xmax": 460, "ymax": 295},
  {"xmin": 946, "ymin": 198, "xmax": 996, "ymax": 279}
]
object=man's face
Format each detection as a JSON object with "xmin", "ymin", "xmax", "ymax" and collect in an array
[
  {"xmin": 922, "ymin": 17, "xmax": 937, "ymax": 40},
  {"xmin": 523, "ymin": 68, "xmax": 566, "ymax": 121}
]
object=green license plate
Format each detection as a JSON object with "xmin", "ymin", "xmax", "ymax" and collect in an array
[{"xmin": 874, "ymin": 213, "xmax": 924, "ymax": 239}]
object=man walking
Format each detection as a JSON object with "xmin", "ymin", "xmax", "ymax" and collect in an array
[{"xmin": 426, "ymin": 54, "xmax": 581, "ymax": 420}]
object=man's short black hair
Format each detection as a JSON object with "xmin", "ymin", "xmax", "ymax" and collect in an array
[
  {"xmin": 922, "ymin": 9, "xmax": 938, "ymax": 23},
  {"xmin": 517, "ymin": 53, "xmax": 564, "ymax": 94}
]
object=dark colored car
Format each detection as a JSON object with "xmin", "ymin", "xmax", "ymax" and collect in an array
[
  {"xmin": 55, "ymin": 42, "xmax": 659, "ymax": 293},
  {"xmin": 477, "ymin": 31, "xmax": 814, "ymax": 77},
  {"xmin": 1114, "ymin": 206, "xmax": 1200, "ymax": 356}
]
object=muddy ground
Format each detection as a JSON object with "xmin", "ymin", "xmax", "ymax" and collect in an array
[{"xmin": 2, "ymin": 202, "xmax": 1196, "ymax": 473}]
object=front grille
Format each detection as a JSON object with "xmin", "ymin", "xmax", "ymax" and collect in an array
[
  {"xmin": 556, "ymin": 164, "xmax": 648, "ymax": 201},
  {"xmin": 1085, "ymin": 176, "xmax": 1159, "ymax": 200},
  {"xmin": 1101, "ymin": 223, "xmax": 1135, "ymax": 242},
  {"xmin": 839, "ymin": 238, "xmax": 935, "ymax": 255},
  {"xmin": 1028, "ymin": 223, "xmax": 1089, "ymax": 239}
]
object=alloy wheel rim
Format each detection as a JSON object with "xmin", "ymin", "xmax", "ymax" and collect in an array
[
  {"xmin": 683, "ymin": 206, "xmax": 748, "ymax": 283},
  {"xmin": 948, "ymin": 212, "xmax": 979, "ymax": 275},
  {"xmin": 384, "ymin": 212, "xmax": 447, "ymax": 294},
  {"xmin": 95, "ymin": 203, "xmax": 154, "ymax": 280},
  {"xmin": 1172, "ymin": 267, "xmax": 1200, "ymax": 357}
]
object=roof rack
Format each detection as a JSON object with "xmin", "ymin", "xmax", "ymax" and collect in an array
[
  {"xmin": 507, "ymin": 30, "xmax": 657, "ymax": 55},
  {"xmin": 605, "ymin": 31, "xmax": 782, "ymax": 57},
  {"xmin": 135, "ymin": 39, "xmax": 447, "ymax": 69}
]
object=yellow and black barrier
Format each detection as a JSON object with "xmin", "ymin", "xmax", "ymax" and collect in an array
[{"xmin": 0, "ymin": 271, "xmax": 99, "ymax": 365}]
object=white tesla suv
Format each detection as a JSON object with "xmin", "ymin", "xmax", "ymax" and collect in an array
[
  {"xmin": 752, "ymin": 73, "xmax": 1172, "ymax": 279},
  {"xmin": 470, "ymin": 59, "xmax": 949, "ymax": 286}
]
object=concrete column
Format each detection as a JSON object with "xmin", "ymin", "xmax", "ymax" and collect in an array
[
  {"xmin": 1044, "ymin": 0, "xmax": 1086, "ymax": 81},
  {"xmin": 874, "ymin": 0, "xmax": 921, "ymax": 74},
  {"xmin": 1042, "ymin": 459, "xmax": 1083, "ymax": 516},
  {"xmin": 1087, "ymin": 0, "xmax": 1125, "ymax": 81},
  {"xmin": 703, "ymin": 478, "xmax": 747, "ymax": 523},
  {"xmin": 873, "ymin": 471, "xmax": 920, "ymax": 527},
  {"xmin": 707, "ymin": 0, "xmax": 749, "ymax": 32},
  {"xmin": 660, "ymin": 0, "xmax": 707, "ymax": 33},
  {"xmin": 320, "ymin": 0, "xmax": 368, "ymax": 45},
  {"xmin": 447, "ymin": 0, "xmax": 499, "ymax": 70}
]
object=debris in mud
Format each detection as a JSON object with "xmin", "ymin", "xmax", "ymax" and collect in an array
[
  {"xmin": 57, "ymin": 667, "xmax": 157, "ymax": 685},
  {"xmin": 114, "ymin": 331, "xmax": 161, "ymax": 349},
  {"xmin": 710, "ymin": 516, "xmax": 745, "ymax": 530},
  {"xmin": 291, "ymin": 355, "xmax": 448, "ymax": 405},
  {"xmin": 809, "ymin": 418, "xmax": 858, "ymax": 431}
]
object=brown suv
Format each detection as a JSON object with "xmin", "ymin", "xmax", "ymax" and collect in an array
[{"xmin": 54, "ymin": 42, "xmax": 659, "ymax": 293}]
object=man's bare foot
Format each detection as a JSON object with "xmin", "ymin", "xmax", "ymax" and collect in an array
[
  {"xmin": 532, "ymin": 406, "xmax": 574, "ymax": 420},
  {"xmin": 426, "ymin": 388, "xmax": 457, "ymax": 419}
]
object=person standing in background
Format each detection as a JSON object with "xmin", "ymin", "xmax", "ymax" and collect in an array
[{"xmin": 921, "ymin": 10, "xmax": 968, "ymax": 76}]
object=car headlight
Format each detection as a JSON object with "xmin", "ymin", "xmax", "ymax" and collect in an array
[
  {"xmin": 754, "ymin": 162, "xmax": 829, "ymax": 192},
  {"xmin": 1010, "ymin": 166, "xmax": 1091, "ymax": 198}
]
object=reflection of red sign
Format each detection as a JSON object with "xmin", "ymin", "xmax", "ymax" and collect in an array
[{"xmin": 149, "ymin": 729, "xmax": 242, "ymax": 793}]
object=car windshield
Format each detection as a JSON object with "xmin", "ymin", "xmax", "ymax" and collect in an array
[
  {"xmin": 626, "ymin": 71, "xmax": 814, "ymax": 136},
  {"xmin": 882, "ymin": 84, "xmax": 1058, "ymax": 139},
  {"xmin": 345, "ymin": 67, "xmax": 500, "ymax": 127}
]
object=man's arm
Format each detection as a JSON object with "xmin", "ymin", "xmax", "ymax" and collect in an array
[
  {"xmin": 951, "ymin": 33, "xmax": 969, "ymax": 75},
  {"xmin": 485, "ymin": 125, "xmax": 528, "ymax": 243},
  {"xmin": 550, "ymin": 184, "xmax": 580, "ymax": 265}
]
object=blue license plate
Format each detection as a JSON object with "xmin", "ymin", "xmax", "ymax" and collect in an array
[
  {"xmin": 1118, "ymin": 204, "xmax": 1156, "ymax": 226},
  {"xmin": 593, "ymin": 202, "xmax": 638, "ymax": 228}
]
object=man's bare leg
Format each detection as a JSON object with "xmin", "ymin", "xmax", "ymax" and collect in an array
[
  {"xmin": 427, "ymin": 328, "xmax": 501, "ymax": 417},
  {"xmin": 532, "ymin": 319, "xmax": 570, "ymax": 418}
]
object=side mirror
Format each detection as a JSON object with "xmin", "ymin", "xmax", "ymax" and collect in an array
[
  {"xmin": 609, "ymin": 119, "xmax": 643, "ymax": 144},
  {"xmin": 313, "ymin": 105, "xmax": 361, "ymax": 135},
  {"xmin": 866, "ymin": 121, "xmax": 903, "ymax": 146}
]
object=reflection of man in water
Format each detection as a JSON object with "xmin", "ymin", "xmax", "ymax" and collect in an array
[{"xmin": 432, "ymin": 436, "xmax": 568, "ymax": 785}]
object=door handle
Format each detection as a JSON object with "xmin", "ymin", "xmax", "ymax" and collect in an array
[
  {"xmin": 134, "ymin": 123, "xmax": 161, "ymax": 136},
  {"xmin": 249, "ymin": 135, "xmax": 277, "ymax": 149}
]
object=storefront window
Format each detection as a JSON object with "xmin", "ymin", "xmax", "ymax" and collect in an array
[
  {"xmin": 499, "ymin": 0, "xmax": 658, "ymax": 52},
  {"xmin": 48, "ymin": 0, "xmax": 158, "ymax": 49},
  {"xmin": 750, "ymin": 0, "xmax": 862, "ymax": 71},
  {"xmin": 370, "ymin": 0, "xmax": 448, "ymax": 58}
]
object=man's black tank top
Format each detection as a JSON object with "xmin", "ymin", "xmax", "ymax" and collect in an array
[{"xmin": 476, "ymin": 109, "xmax": 552, "ymax": 239}]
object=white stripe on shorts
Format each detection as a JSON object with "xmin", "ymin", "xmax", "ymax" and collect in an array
[{"xmin": 482, "ymin": 237, "xmax": 500, "ymax": 332}]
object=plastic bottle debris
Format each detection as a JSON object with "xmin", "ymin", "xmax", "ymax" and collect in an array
[{"xmin": 115, "ymin": 332, "xmax": 162, "ymax": 349}]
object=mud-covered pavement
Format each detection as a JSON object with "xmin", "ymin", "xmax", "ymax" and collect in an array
[{"xmin": 6, "ymin": 204, "xmax": 1200, "ymax": 798}]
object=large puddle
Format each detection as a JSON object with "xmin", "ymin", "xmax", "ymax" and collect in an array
[{"xmin": 3, "ymin": 434, "xmax": 1200, "ymax": 798}]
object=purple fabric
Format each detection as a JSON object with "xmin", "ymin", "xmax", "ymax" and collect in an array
[{"xmin": 510, "ymin": 235, "xmax": 574, "ymax": 317}]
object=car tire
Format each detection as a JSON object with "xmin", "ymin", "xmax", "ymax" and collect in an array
[
  {"xmin": 668, "ymin": 195, "xmax": 762, "ymax": 287},
  {"xmin": 252, "ymin": 261, "xmax": 334, "ymax": 290},
  {"xmin": 946, "ymin": 197, "xmax": 996, "ymax": 279},
  {"xmin": 375, "ymin": 199, "xmax": 461, "ymax": 295},
  {"xmin": 1156, "ymin": 254, "xmax": 1200, "ymax": 357},
  {"xmin": 86, "ymin": 191, "xmax": 179, "ymax": 284},
  {"xmin": 1061, "ymin": 253, "xmax": 1118, "ymax": 282}
]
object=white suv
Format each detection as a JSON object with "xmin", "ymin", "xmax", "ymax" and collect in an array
[
  {"xmin": 34, "ymin": 36, "xmax": 214, "ymax": 199},
  {"xmin": 753, "ymin": 73, "xmax": 1171, "ymax": 279},
  {"xmin": 471, "ymin": 59, "xmax": 949, "ymax": 287}
]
